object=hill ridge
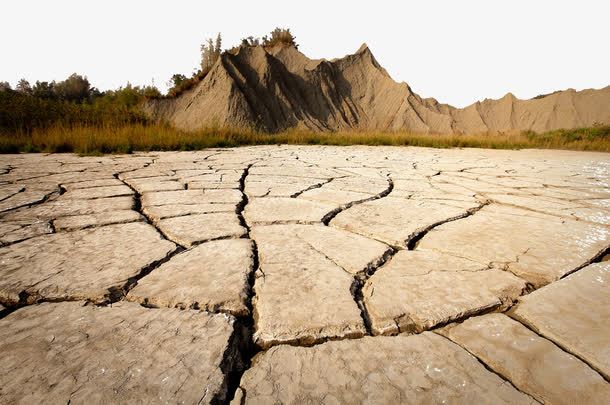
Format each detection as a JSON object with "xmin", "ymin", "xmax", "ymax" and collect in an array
[{"xmin": 144, "ymin": 45, "xmax": 610, "ymax": 133}]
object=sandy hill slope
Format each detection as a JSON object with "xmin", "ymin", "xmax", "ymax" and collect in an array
[{"xmin": 144, "ymin": 44, "xmax": 610, "ymax": 133}]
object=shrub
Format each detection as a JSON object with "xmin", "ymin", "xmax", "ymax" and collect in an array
[
  {"xmin": 142, "ymin": 85, "xmax": 162, "ymax": 99},
  {"xmin": 532, "ymin": 90, "xmax": 561, "ymax": 100},
  {"xmin": 262, "ymin": 28, "xmax": 298, "ymax": 49},
  {"xmin": 166, "ymin": 70, "xmax": 207, "ymax": 98},
  {"xmin": 169, "ymin": 74, "xmax": 188, "ymax": 89},
  {"xmin": 234, "ymin": 28, "xmax": 299, "ymax": 51}
]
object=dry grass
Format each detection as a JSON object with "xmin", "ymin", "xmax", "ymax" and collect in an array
[{"xmin": 1, "ymin": 124, "xmax": 609, "ymax": 154}]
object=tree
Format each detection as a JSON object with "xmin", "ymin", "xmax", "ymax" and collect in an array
[
  {"xmin": 54, "ymin": 73, "xmax": 91, "ymax": 103},
  {"xmin": 215, "ymin": 33, "xmax": 222, "ymax": 57},
  {"xmin": 16, "ymin": 79, "xmax": 32, "ymax": 94},
  {"xmin": 32, "ymin": 81, "xmax": 57, "ymax": 99},
  {"xmin": 169, "ymin": 74, "xmax": 187, "ymax": 88},
  {"xmin": 200, "ymin": 33, "xmax": 222, "ymax": 73},
  {"xmin": 0, "ymin": 82, "xmax": 11, "ymax": 92}
]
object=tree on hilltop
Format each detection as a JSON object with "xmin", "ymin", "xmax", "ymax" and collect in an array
[
  {"xmin": 201, "ymin": 33, "xmax": 222, "ymax": 73},
  {"xmin": 169, "ymin": 74, "xmax": 187, "ymax": 89}
]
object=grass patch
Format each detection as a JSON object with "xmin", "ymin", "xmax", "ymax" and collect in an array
[{"xmin": 0, "ymin": 124, "xmax": 609, "ymax": 154}]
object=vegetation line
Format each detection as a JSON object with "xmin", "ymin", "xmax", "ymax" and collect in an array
[{"xmin": 1, "ymin": 123, "xmax": 609, "ymax": 154}]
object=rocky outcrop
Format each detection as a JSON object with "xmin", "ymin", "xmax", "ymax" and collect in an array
[{"xmin": 144, "ymin": 44, "xmax": 610, "ymax": 133}]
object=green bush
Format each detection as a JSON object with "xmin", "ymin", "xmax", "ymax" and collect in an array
[
  {"xmin": 0, "ymin": 83, "xmax": 154, "ymax": 134},
  {"xmin": 166, "ymin": 70, "xmax": 207, "ymax": 98}
]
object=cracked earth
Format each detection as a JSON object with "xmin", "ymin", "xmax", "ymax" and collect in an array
[{"xmin": 0, "ymin": 146, "xmax": 609, "ymax": 404}]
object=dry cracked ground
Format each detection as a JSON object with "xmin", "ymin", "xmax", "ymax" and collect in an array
[{"xmin": 0, "ymin": 146, "xmax": 609, "ymax": 404}]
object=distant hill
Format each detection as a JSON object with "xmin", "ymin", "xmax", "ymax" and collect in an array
[{"xmin": 144, "ymin": 44, "xmax": 610, "ymax": 133}]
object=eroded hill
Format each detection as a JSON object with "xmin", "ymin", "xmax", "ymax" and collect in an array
[{"xmin": 144, "ymin": 44, "xmax": 610, "ymax": 133}]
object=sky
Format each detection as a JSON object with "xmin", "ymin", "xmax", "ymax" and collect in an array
[{"xmin": 2, "ymin": 0, "xmax": 609, "ymax": 107}]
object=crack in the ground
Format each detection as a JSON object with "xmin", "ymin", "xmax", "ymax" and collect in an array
[
  {"xmin": 483, "ymin": 197, "xmax": 607, "ymax": 226},
  {"xmin": 138, "ymin": 300, "xmax": 243, "ymax": 318},
  {"xmin": 109, "ymin": 171, "xmax": 188, "ymax": 300},
  {"xmin": 2, "ymin": 152, "xmax": 609, "ymax": 401},
  {"xmin": 0, "ymin": 221, "xmax": 54, "ymax": 248},
  {"xmin": 559, "ymin": 244, "xmax": 610, "ymax": 280},
  {"xmin": 112, "ymin": 173, "xmax": 181, "ymax": 245},
  {"xmin": 0, "ymin": 186, "xmax": 25, "ymax": 203},
  {"xmin": 50, "ymin": 218, "xmax": 145, "ymax": 234},
  {"xmin": 1, "ymin": 245, "xmax": 188, "ymax": 311},
  {"xmin": 0, "ymin": 168, "xmax": 88, "ymax": 183},
  {"xmin": 142, "ymin": 210, "xmax": 236, "ymax": 221},
  {"xmin": 406, "ymin": 199, "xmax": 491, "ymax": 250},
  {"xmin": 0, "ymin": 304, "xmax": 13, "ymax": 320},
  {"xmin": 289, "ymin": 177, "xmax": 334, "ymax": 198},
  {"xmin": 224, "ymin": 162, "xmax": 262, "ymax": 404},
  {"xmin": 245, "ymin": 219, "xmax": 325, "ymax": 226},
  {"xmin": 315, "ymin": 174, "xmax": 401, "ymax": 337},
  {"xmin": 108, "ymin": 245, "xmax": 185, "ymax": 303},
  {"xmin": 58, "ymin": 192, "xmax": 136, "ymax": 201},
  {"xmin": 506, "ymin": 311, "xmax": 610, "ymax": 384},
  {"xmin": 350, "ymin": 247, "xmax": 397, "ymax": 335},
  {"xmin": 432, "ymin": 331, "xmax": 543, "ymax": 403},
  {"xmin": 0, "ymin": 187, "xmax": 62, "ymax": 216},
  {"xmin": 321, "ymin": 176, "xmax": 394, "ymax": 225},
  {"xmin": 211, "ymin": 320, "xmax": 250, "ymax": 405}
]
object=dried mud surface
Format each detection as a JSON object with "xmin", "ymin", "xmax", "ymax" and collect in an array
[{"xmin": 0, "ymin": 146, "xmax": 609, "ymax": 404}]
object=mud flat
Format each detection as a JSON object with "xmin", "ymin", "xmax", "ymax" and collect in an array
[{"xmin": 0, "ymin": 146, "xmax": 609, "ymax": 403}]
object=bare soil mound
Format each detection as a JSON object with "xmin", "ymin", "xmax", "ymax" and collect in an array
[{"xmin": 144, "ymin": 44, "xmax": 610, "ymax": 133}]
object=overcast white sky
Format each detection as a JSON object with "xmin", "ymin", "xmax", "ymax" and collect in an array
[{"xmin": 2, "ymin": 0, "xmax": 608, "ymax": 107}]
